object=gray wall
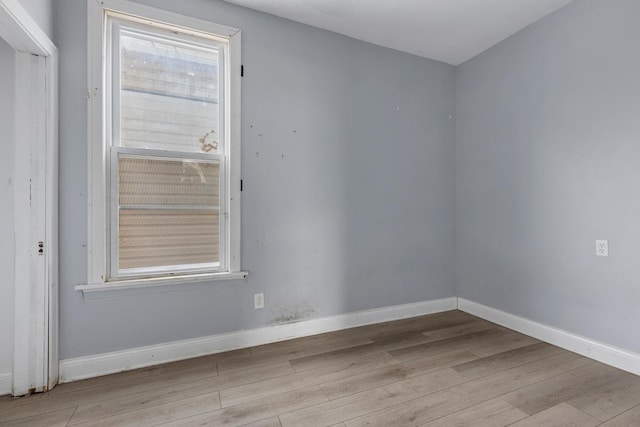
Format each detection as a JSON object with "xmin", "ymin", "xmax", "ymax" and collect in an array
[
  {"xmin": 456, "ymin": 0, "xmax": 640, "ymax": 353},
  {"xmin": 55, "ymin": 0, "xmax": 455, "ymax": 359},
  {"xmin": 0, "ymin": 38, "xmax": 15, "ymax": 374},
  {"xmin": 19, "ymin": 0, "xmax": 53, "ymax": 39}
]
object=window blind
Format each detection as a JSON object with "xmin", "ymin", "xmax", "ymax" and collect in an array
[{"xmin": 117, "ymin": 155, "xmax": 220, "ymax": 270}]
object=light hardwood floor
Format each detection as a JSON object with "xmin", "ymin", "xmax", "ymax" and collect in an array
[{"xmin": 1, "ymin": 310, "xmax": 639, "ymax": 426}]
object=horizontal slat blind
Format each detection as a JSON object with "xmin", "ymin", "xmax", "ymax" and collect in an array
[
  {"xmin": 119, "ymin": 156, "xmax": 219, "ymax": 206},
  {"xmin": 118, "ymin": 155, "xmax": 220, "ymax": 271},
  {"xmin": 119, "ymin": 210, "xmax": 219, "ymax": 269}
]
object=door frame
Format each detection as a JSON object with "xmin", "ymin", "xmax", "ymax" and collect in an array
[{"xmin": 0, "ymin": 0, "xmax": 58, "ymax": 395}]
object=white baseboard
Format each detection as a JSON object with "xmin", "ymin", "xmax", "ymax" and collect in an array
[
  {"xmin": 0, "ymin": 372, "xmax": 11, "ymax": 396},
  {"xmin": 60, "ymin": 297, "xmax": 457, "ymax": 383},
  {"xmin": 458, "ymin": 298, "xmax": 640, "ymax": 377}
]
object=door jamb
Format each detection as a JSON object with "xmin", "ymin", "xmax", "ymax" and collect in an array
[{"xmin": 0, "ymin": 0, "xmax": 59, "ymax": 396}]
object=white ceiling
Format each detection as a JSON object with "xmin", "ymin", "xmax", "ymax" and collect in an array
[{"xmin": 222, "ymin": 0, "xmax": 574, "ymax": 65}]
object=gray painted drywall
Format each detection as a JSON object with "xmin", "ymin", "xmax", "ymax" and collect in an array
[
  {"xmin": 456, "ymin": 0, "xmax": 640, "ymax": 353},
  {"xmin": 54, "ymin": 0, "xmax": 455, "ymax": 359},
  {"xmin": 0, "ymin": 38, "xmax": 15, "ymax": 374},
  {"xmin": 19, "ymin": 0, "xmax": 53, "ymax": 39}
]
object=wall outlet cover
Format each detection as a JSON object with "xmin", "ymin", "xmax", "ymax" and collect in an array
[
  {"xmin": 254, "ymin": 293, "xmax": 265, "ymax": 309},
  {"xmin": 596, "ymin": 240, "xmax": 609, "ymax": 257}
]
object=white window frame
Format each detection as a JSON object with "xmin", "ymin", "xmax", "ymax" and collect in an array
[{"xmin": 82, "ymin": 0, "xmax": 245, "ymax": 292}]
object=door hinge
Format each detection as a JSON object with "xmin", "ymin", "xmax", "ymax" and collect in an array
[
  {"xmin": 240, "ymin": 179, "xmax": 243, "ymax": 191},
  {"xmin": 241, "ymin": 65, "xmax": 244, "ymax": 77},
  {"xmin": 38, "ymin": 241, "xmax": 44, "ymax": 256}
]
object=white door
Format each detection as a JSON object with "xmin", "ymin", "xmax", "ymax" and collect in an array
[
  {"xmin": 0, "ymin": 0, "xmax": 59, "ymax": 396},
  {"xmin": 13, "ymin": 51, "xmax": 50, "ymax": 396}
]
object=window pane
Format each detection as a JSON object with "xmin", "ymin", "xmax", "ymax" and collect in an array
[
  {"xmin": 118, "ymin": 155, "xmax": 220, "ymax": 207},
  {"xmin": 117, "ymin": 154, "xmax": 221, "ymax": 271},
  {"xmin": 119, "ymin": 210, "xmax": 220, "ymax": 270},
  {"xmin": 119, "ymin": 30, "xmax": 220, "ymax": 153}
]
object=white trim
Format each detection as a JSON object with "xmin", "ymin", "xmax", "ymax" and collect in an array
[
  {"xmin": 0, "ymin": 0, "xmax": 56, "ymax": 55},
  {"xmin": 45, "ymin": 50, "xmax": 59, "ymax": 392},
  {"xmin": 59, "ymin": 297, "xmax": 457, "ymax": 382},
  {"xmin": 87, "ymin": 0, "xmax": 107, "ymax": 285},
  {"xmin": 228, "ymin": 30, "xmax": 241, "ymax": 272},
  {"xmin": 1, "ymin": 0, "xmax": 59, "ymax": 396},
  {"xmin": 76, "ymin": 270, "xmax": 249, "ymax": 293},
  {"xmin": 87, "ymin": 0, "xmax": 243, "ymax": 286},
  {"xmin": 13, "ymin": 52, "xmax": 49, "ymax": 396},
  {"xmin": 96, "ymin": 0, "xmax": 240, "ymax": 38},
  {"xmin": 457, "ymin": 298, "xmax": 640, "ymax": 377},
  {"xmin": 0, "ymin": 372, "xmax": 11, "ymax": 396}
]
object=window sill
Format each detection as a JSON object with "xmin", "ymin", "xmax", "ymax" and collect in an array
[{"xmin": 75, "ymin": 271, "xmax": 249, "ymax": 294}]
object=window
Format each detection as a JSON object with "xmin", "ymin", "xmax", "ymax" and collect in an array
[{"xmin": 86, "ymin": 0, "xmax": 244, "ymax": 288}]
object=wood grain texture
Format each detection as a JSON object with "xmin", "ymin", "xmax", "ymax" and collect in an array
[
  {"xmin": 239, "ymin": 417, "xmax": 282, "ymax": 427},
  {"xmin": 0, "ymin": 408, "xmax": 76, "ymax": 427},
  {"xmin": 344, "ymin": 352, "xmax": 592, "ymax": 427},
  {"xmin": 72, "ymin": 392, "xmax": 220, "ymax": 427},
  {"xmin": 319, "ymin": 350, "xmax": 477, "ymax": 401},
  {"xmin": 600, "ymin": 404, "xmax": 640, "ymax": 426},
  {"xmin": 68, "ymin": 376, "xmax": 225, "ymax": 425},
  {"xmin": 502, "ymin": 363, "xmax": 624, "ymax": 415},
  {"xmin": 421, "ymin": 398, "xmax": 527, "ymax": 427},
  {"xmin": 1, "ymin": 310, "xmax": 638, "ymax": 427},
  {"xmin": 452, "ymin": 342, "xmax": 561, "ymax": 379},
  {"xmin": 220, "ymin": 352, "xmax": 397, "ymax": 407},
  {"xmin": 280, "ymin": 387, "xmax": 410, "ymax": 427},
  {"xmin": 567, "ymin": 369, "xmax": 640, "ymax": 422},
  {"xmin": 162, "ymin": 387, "xmax": 327, "ymax": 427},
  {"xmin": 388, "ymin": 327, "xmax": 509, "ymax": 362},
  {"xmin": 508, "ymin": 403, "xmax": 600, "ymax": 427},
  {"xmin": 420, "ymin": 319, "xmax": 497, "ymax": 341}
]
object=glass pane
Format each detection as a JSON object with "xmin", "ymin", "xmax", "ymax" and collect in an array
[
  {"xmin": 118, "ymin": 155, "xmax": 220, "ymax": 207},
  {"xmin": 119, "ymin": 209, "xmax": 219, "ymax": 270},
  {"xmin": 119, "ymin": 29, "xmax": 220, "ymax": 153}
]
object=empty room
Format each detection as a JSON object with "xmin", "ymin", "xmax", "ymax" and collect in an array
[{"xmin": 1, "ymin": 0, "xmax": 640, "ymax": 425}]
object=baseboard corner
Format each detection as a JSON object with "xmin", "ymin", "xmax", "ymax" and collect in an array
[{"xmin": 457, "ymin": 297, "xmax": 640, "ymax": 377}]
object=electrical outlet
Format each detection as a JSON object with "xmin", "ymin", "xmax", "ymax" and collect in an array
[
  {"xmin": 596, "ymin": 240, "xmax": 609, "ymax": 257},
  {"xmin": 254, "ymin": 293, "xmax": 264, "ymax": 309}
]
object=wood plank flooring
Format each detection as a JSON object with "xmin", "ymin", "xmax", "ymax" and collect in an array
[{"xmin": 1, "ymin": 310, "xmax": 639, "ymax": 426}]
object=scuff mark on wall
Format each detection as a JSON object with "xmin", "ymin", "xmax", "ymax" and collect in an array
[{"xmin": 268, "ymin": 301, "xmax": 317, "ymax": 325}]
